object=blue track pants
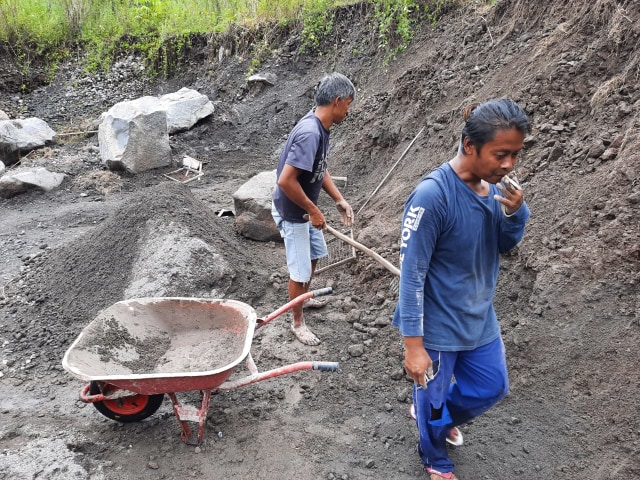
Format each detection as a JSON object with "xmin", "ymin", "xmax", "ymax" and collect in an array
[{"xmin": 413, "ymin": 336, "xmax": 509, "ymax": 472}]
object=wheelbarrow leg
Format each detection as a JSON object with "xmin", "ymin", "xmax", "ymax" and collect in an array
[{"xmin": 167, "ymin": 390, "xmax": 212, "ymax": 445}]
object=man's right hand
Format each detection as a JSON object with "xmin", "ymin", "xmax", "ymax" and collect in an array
[
  {"xmin": 307, "ymin": 209, "xmax": 326, "ymax": 230},
  {"xmin": 404, "ymin": 337, "xmax": 432, "ymax": 388}
]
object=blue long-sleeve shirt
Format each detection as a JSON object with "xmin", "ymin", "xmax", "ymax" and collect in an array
[{"xmin": 392, "ymin": 163, "xmax": 530, "ymax": 351}]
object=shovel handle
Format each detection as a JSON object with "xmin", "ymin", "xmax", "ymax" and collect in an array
[{"xmin": 256, "ymin": 287, "xmax": 333, "ymax": 329}]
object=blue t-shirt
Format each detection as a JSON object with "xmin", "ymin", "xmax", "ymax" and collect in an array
[
  {"xmin": 272, "ymin": 110, "xmax": 329, "ymax": 222},
  {"xmin": 392, "ymin": 163, "xmax": 530, "ymax": 351}
]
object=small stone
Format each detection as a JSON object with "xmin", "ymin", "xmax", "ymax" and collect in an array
[
  {"xmin": 348, "ymin": 344, "xmax": 364, "ymax": 357},
  {"xmin": 601, "ymin": 147, "xmax": 618, "ymax": 161},
  {"xmin": 588, "ymin": 143, "xmax": 606, "ymax": 158}
]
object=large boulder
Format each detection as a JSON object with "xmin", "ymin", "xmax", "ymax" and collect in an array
[
  {"xmin": 0, "ymin": 167, "xmax": 66, "ymax": 198},
  {"xmin": 99, "ymin": 108, "xmax": 171, "ymax": 173},
  {"xmin": 98, "ymin": 88, "xmax": 214, "ymax": 173},
  {"xmin": 232, "ymin": 170, "xmax": 281, "ymax": 242},
  {"xmin": 0, "ymin": 118, "xmax": 57, "ymax": 166},
  {"xmin": 156, "ymin": 87, "xmax": 215, "ymax": 134}
]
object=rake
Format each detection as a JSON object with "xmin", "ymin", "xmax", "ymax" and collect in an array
[
  {"xmin": 315, "ymin": 228, "xmax": 357, "ymax": 274},
  {"xmin": 322, "ymin": 224, "xmax": 399, "ymax": 276},
  {"xmin": 325, "ymin": 223, "xmax": 400, "ymax": 295},
  {"xmin": 305, "ymin": 215, "xmax": 400, "ymax": 294}
]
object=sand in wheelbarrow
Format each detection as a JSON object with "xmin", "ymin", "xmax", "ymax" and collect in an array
[
  {"xmin": 69, "ymin": 300, "xmax": 250, "ymax": 376},
  {"xmin": 90, "ymin": 315, "xmax": 173, "ymax": 374}
]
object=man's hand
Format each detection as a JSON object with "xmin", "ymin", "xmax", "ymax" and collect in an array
[
  {"xmin": 336, "ymin": 200, "xmax": 354, "ymax": 227},
  {"xmin": 495, "ymin": 173, "xmax": 524, "ymax": 215},
  {"xmin": 404, "ymin": 337, "xmax": 432, "ymax": 388},
  {"xmin": 307, "ymin": 209, "xmax": 326, "ymax": 230}
]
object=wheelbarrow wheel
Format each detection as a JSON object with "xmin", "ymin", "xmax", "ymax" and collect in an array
[{"xmin": 89, "ymin": 381, "xmax": 164, "ymax": 423}]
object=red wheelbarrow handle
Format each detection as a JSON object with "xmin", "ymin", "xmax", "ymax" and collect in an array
[
  {"xmin": 256, "ymin": 287, "xmax": 332, "ymax": 329},
  {"xmin": 217, "ymin": 361, "xmax": 340, "ymax": 390}
]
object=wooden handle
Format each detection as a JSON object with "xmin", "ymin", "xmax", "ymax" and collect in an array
[
  {"xmin": 303, "ymin": 213, "xmax": 400, "ymax": 276},
  {"xmin": 324, "ymin": 224, "xmax": 400, "ymax": 276}
]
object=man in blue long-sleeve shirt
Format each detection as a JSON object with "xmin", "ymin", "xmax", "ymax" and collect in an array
[{"xmin": 392, "ymin": 98, "xmax": 531, "ymax": 480}]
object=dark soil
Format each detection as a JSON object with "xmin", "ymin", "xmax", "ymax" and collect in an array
[{"xmin": 1, "ymin": 1, "xmax": 639, "ymax": 479}]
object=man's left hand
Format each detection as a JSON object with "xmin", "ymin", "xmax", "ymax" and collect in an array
[
  {"xmin": 495, "ymin": 176, "xmax": 523, "ymax": 215},
  {"xmin": 336, "ymin": 200, "xmax": 354, "ymax": 227}
]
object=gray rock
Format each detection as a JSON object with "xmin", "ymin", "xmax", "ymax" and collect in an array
[
  {"xmin": 348, "ymin": 344, "xmax": 364, "ymax": 357},
  {"xmin": 346, "ymin": 309, "xmax": 362, "ymax": 324},
  {"xmin": 99, "ymin": 109, "xmax": 172, "ymax": 173},
  {"xmin": 0, "ymin": 118, "xmax": 57, "ymax": 165},
  {"xmin": 98, "ymin": 88, "xmax": 214, "ymax": 173},
  {"xmin": 247, "ymin": 73, "xmax": 278, "ymax": 86},
  {"xmin": 0, "ymin": 167, "xmax": 66, "ymax": 198},
  {"xmin": 587, "ymin": 142, "xmax": 606, "ymax": 159},
  {"xmin": 155, "ymin": 87, "xmax": 215, "ymax": 134},
  {"xmin": 99, "ymin": 88, "xmax": 213, "ymax": 135},
  {"xmin": 232, "ymin": 170, "xmax": 281, "ymax": 242},
  {"xmin": 396, "ymin": 387, "xmax": 411, "ymax": 403},
  {"xmin": 547, "ymin": 146, "xmax": 564, "ymax": 163},
  {"xmin": 601, "ymin": 147, "xmax": 618, "ymax": 161}
]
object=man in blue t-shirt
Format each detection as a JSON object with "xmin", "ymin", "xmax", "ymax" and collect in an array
[
  {"xmin": 393, "ymin": 98, "xmax": 531, "ymax": 480},
  {"xmin": 272, "ymin": 72, "xmax": 355, "ymax": 345}
]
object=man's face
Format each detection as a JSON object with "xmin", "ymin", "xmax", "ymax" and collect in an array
[
  {"xmin": 332, "ymin": 96, "xmax": 353, "ymax": 124},
  {"xmin": 469, "ymin": 128, "xmax": 525, "ymax": 184}
]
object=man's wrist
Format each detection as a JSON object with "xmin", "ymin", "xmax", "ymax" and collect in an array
[
  {"xmin": 403, "ymin": 336, "xmax": 424, "ymax": 349},
  {"xmin": 502, "ymin": 204, "xmax": 520, "ymax": 217}
]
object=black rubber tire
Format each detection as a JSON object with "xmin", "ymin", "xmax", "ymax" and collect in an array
[{"xmin": 89, "ymin": 381, "xmax": 164, "ymax": 423}]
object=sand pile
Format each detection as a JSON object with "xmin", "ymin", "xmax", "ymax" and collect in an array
[{"xmin": 4, "ymin": 181, "xmax": 268, "ymax": 365}]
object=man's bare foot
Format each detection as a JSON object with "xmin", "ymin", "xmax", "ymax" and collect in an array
[
  {"xmin": 303, "ymin": 298, "xmax": 328, "ymax": 309},
  {"xmin": 426, "ymin": 468, "xmax": 458, "ymax": 480},
  {"xmin": 290, "ymin": 324, "xmax": 321, "ymax": 345}
]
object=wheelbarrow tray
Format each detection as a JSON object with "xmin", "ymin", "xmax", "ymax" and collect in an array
[{"xmin": 62, "ymin": 297, "xmax": 257, "ymax": 395}]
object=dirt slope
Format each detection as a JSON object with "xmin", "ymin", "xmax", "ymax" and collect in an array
[{"xmin": 0, "ymin": 1, "xmax": 638, "ymax": 479}]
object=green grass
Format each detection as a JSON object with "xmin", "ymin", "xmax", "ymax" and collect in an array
[
  {"xmin": 0, "ymin": 0, "xmax": 477, "ymax": 80},
  {"xmin": 0, "ymin": 0, "xmax": 346, "ymax": 46}
]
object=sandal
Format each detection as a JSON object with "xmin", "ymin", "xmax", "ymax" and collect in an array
[
  {"xmin": 446, "ymin": 427, "xmax": 463, "ymax": 446},
  {"xmin": 426, "ymin": 467, "xmax": 458, "ymax": 480}
]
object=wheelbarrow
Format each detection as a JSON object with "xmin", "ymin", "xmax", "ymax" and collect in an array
[{"xmin": 61, "ymin": 288, "xmax": 338, "ymax": 445}]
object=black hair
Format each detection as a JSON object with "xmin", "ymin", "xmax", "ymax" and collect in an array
[{"xmin": 459, "ymin": 98, "xmax": 530, "ymax": 153}]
